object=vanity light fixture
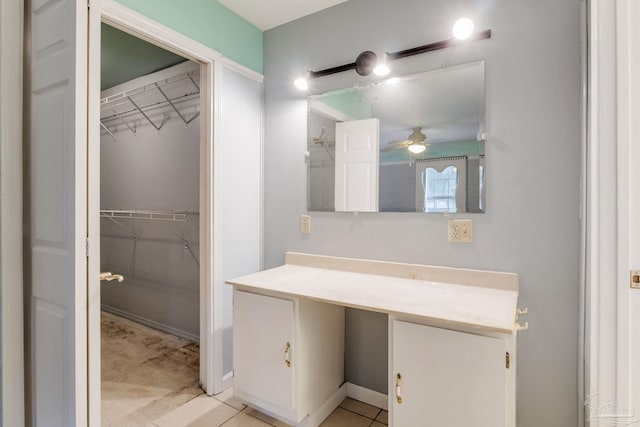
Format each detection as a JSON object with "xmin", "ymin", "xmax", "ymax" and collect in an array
[
  {"xmin": 373, "ymin": 53, "xmax": 390, "ymax": 76},
  {"xmin": 373, "ymin": 62, "xmax": 390, "ymax": 76},
  {"xmin": 294, "ymin": 76, "xmax": 309, "ymax": 91},
  {"xmin": 452, "ymin": 17, "xmax": 475, "ymax": 40},
  {"xmin": 294, "ymin": 21, "xmax": 491, "ymax": 87}
]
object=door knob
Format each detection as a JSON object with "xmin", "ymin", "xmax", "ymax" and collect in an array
[{"xmin": 100, "ymin": 272, "xmax": 124, "ymax": 283}]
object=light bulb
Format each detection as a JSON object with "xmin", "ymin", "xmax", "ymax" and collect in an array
[
  {"xmin": 294, "ymin": 77, "xmax": 309, "ymax": 91},
  {"xmin": 373, "ymin": 63, "xmax": 390, "ymax": 76},
  {"xmin": 408, "ymin": 143, "xmax": 426, "ymax": 154},
  {"xmin": 453, "ymin": 17, "xmax": 474, "ymax": 40}
]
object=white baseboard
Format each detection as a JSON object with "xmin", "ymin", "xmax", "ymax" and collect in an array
[
  {"xmin": 101, "ymin": 304, "xmax": 200, "ymax": 343},
  {"xmin": 302, "ymin": 383, "xmax": 348, "ymax": 427},
  {"xmin": 346, "ymin": 382, "xmax": 388, "ymax": 411}
]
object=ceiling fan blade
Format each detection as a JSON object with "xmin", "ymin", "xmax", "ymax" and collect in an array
[{"xmin": 381, "ymin": 140, "xmax": 410, "ymax": 152}]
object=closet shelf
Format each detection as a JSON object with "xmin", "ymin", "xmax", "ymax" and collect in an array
[
  {"xmin": 100, "ymin": 209, "xmax": 199, "ymax": 222},
  {"xmin": 100, "ymin": 69, "xmax": 200, "ymax": 137}
]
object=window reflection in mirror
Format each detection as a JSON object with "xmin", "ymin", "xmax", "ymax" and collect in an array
[
  {"xmin": 422, "ymin": 166, "xmax": 458, "ymax": 213},
  {"xmin": 307, "ymin": 60, "xmax": 486, "ymax": 213}
]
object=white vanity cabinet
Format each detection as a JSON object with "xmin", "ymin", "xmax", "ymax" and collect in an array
[
  {"xmin": 233, "ymin": 288, "xmax": 345, "ymax": 426},
  {"xmin": 390, "ymin": 320, "xmax": 511, "ymax": 427},
  {"xmin": 227, "ymin": 253, "xmax": 525, "ymax": 427}
]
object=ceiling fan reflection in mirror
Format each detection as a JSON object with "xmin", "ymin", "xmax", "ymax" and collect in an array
[{"xmin": 381, "ymin": 127, "xmax": 443, "ymax": 154}]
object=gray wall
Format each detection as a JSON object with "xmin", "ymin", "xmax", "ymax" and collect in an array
[
  {"xmin": 263, "ymin": 0, "xmax": 581, "ymax": 425},
  {"xmin": 100, "ymin": 107, "xmax": 200, "ymax": 340},
  {"xmin": 379, "ymin": 164, "xmax": 415, "ymax": 212}
]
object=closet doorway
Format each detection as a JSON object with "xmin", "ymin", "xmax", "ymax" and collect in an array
[
  {"xmin": 98, "ymin": 23, "xmax": 204, "ymax": 426},
  {"xmin": 87, "ymin": 2, "xmax": 230, "ymax": 424},
  {"xmin": 87, "ymin": 3, "xmax": 263, "ymax": 424}
]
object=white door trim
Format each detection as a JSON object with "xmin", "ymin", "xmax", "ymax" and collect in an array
[
  {"xmin": 615, "ymin": 0, "xmax": 640, "ymax": 418},
  {"xmin": 585, "ymin": 0, "xmax": 639, "ymax": 425},
  {"xmin": 0, "ymin": 0, "xmax": 25, "ymax": 425},
  {"xmin": 586, "ymin": 0, "xmax": 619, "ymax": 417},
  {"xmin": 89, "ymin": 1, "xmax": 262, "ymax": 424}
]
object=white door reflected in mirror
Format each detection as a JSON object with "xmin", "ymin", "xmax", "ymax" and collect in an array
[{"xmin": 334, "ymin": 118, "xmax": 380, "ymax": 212}]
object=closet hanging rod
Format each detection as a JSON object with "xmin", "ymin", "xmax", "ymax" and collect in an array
[{"xmin": 100, "ymin": 209, "xmax": 199, "ymax": 222}]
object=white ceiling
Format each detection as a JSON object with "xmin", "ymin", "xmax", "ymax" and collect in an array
[{"xmin": 217, "ymin": 0, "xmax": 349, "ymax": 30}]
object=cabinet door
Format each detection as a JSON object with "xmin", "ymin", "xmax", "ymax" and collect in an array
[
  {"xmin": 392, "ymin": 321, "xmax": 506, "ymax": 427},
  {"xmin": 234, "ymin": 291, "xmax": 295, "ymax": 412}
]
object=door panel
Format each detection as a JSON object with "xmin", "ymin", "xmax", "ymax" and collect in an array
[
  {"xmin": 28, "ymin": 0, "xmax": 87, "ymax": 424},
  {"xmin": 392, "ymin": 321, "xmax": 506, "ymax": 427},
  {"xmin": 233, "ymin": 290, "xmax": 295, "ymax": 412}
]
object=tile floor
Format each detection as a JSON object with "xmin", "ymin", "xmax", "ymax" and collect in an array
[
  {"xmin": 102, "ymin": 311, "xmax": 387, "ymax": 427},
  {"xmin": 148, "ymin": 393, "xmax": 388, "ymax": 427}
]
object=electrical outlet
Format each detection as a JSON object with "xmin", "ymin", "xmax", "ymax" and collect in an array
[
  {"xmin": 300, "ymin": 215, "xmax": 311, "ymax": 234},
  {"xmin": 448, "ymin": 219, "xmax": 472, "ymax": 243}
]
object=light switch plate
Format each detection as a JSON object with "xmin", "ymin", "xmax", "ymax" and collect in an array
[
  {"xmin": 631, "ymin": 270, "xmax": 640, "ymax": 289},
  {"xmin": 448, "ymin": 219, "xmax": 472, "ymax": 243}
]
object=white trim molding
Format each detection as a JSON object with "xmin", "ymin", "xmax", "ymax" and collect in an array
[
  {"xmin": 584, "ymin": 0, "xmax": 640, "ymax": 426},
  {"xmin": 346, "ymin": 383, "xmax": 388, "ymax": 411},
  {"xmin": 615, "ymin": 0, "xmax": 640, "ymax": 421},
  {"xmin": 0, "ymin": 0, "xmax": 25, "ymax": 425},
  {"xmin": 586, "ymin": 0, "xmax": 618, "ymax": 416}
]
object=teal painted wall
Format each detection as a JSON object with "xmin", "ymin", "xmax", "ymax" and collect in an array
[
  {"xmin": 114, "ymin": 0, "xmax": 263, "ymax": 73},
  {"xmin": 316, "ymin": 89, "xmax": 372, "ymax": 120},
  {"xmin": 380, "ymin": 140, "xmax": 484, "ymax": 164}
]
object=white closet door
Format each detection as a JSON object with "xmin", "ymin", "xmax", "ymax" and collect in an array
[
  {"xmin": 335, "ymin": 118, "xmax": 380, "ymax": 212},
  {"xmin": 392, "ymin": 321, "xmax": 506, "ymax": 427},
  {"xmin": 28, "ymin": 0, "xmax": 88, "ymax": 425}
]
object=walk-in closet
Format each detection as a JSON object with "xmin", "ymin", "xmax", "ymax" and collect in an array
[{"xmin": 99, "ymin": 23, "xmax": 203, "ymax": 426}]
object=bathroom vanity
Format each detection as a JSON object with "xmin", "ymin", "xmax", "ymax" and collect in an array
[{"xmin": 227, "ymin": 252, "xmax": 527, "ymax": 427}]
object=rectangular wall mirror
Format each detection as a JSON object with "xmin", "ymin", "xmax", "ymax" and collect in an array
[{"xmin": 307, "ymin": 60, "xmax": 486, "ymax": 213}]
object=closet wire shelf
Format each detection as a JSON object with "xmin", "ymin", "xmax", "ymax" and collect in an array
[
  {"xmin": 100, "ymin": 209, "xmax": 199, "ymax": 222},
  {"xmin": 100, "ymin": 209, "xmax": 200, "ymax": 267},
  {"xmin": 100, "ymin": 69, "xmax": 200, "ymax": 140}
]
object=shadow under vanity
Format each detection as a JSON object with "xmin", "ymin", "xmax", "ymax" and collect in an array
[{"xmin": 226, "ymin": 252, "xmax": 528, "ymax": 427}]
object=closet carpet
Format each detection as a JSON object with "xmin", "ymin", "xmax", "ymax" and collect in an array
[{"xmin": 101, "ymin": 311, "xmax": 203, "ymax": 427}]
